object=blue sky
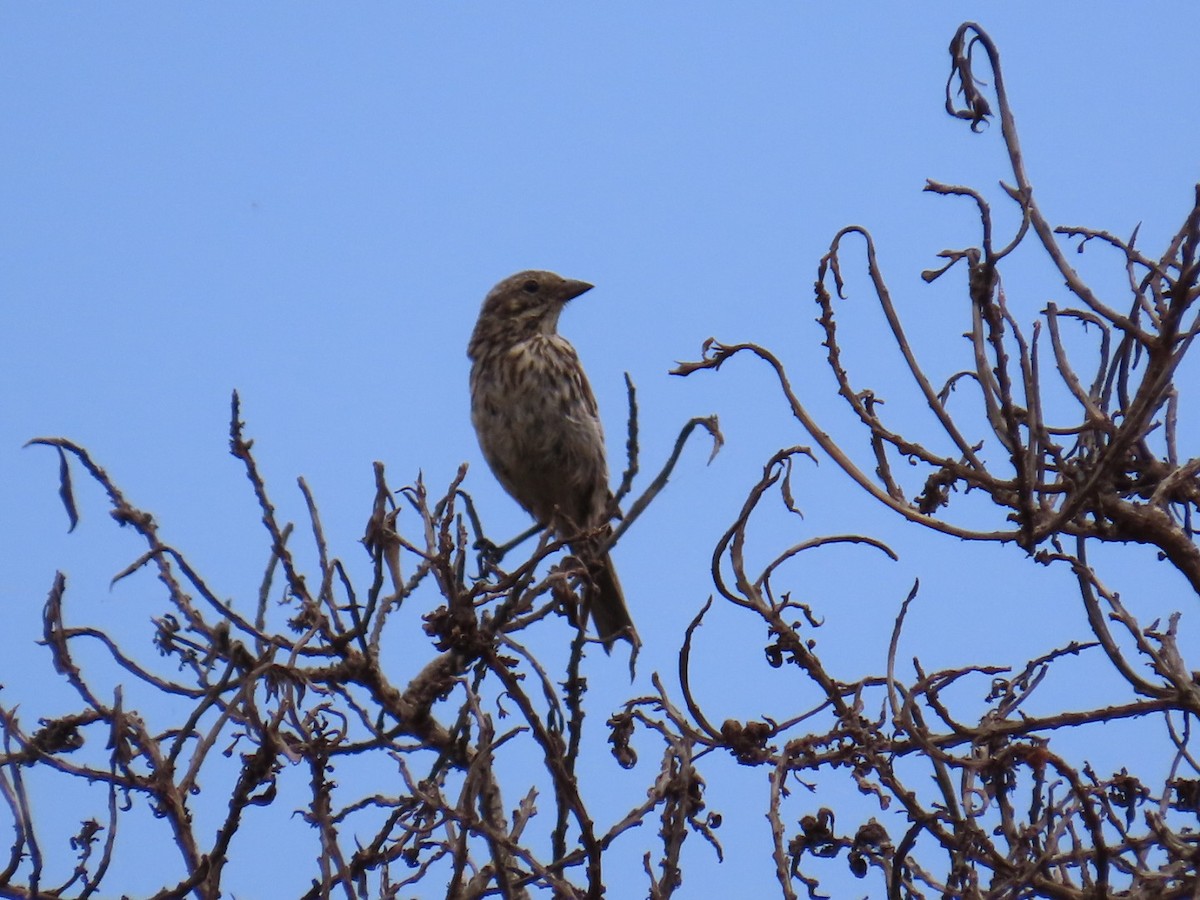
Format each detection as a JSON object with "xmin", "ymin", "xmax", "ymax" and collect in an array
[{"xmin": 3, "ymin": 5, "xmax": 1199, "ymax": 897}]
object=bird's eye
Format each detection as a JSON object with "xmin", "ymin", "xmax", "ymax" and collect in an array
[{"xmin": 522, "ymin": 279, "xmax": 539, "ymax": 294}]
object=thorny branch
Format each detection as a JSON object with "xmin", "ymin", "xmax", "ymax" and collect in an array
[
  {"xmin": 663, "ymin": 20, "xmax": 1200, "ymax": 900},
  {"xmin": 4, "ymin": 389, "xmax": 719, "ymax": 899}
]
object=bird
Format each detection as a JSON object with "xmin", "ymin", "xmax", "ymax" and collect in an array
[{"xmin": 467, "ymin": 270, "xmax": 638, "ymax": 653}]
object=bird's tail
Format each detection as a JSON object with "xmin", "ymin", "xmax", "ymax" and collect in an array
[{"xmin": 582, "ymin": 550, "xmax": 640, "ymax": 654}]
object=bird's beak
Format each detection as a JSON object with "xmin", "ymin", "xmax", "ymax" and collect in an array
[{"xmin": 562, "ymin": 279, "xmax": 594, "ymax": 301}]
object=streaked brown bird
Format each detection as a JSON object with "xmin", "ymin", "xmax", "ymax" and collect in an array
[{"xmin": 468, "ymin": 270, "xmax": 638, "ymax": 653}]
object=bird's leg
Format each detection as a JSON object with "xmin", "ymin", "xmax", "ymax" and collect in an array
[{"xmin": 474, "ymin": 522, "xmax": 543, "ymax": 567}]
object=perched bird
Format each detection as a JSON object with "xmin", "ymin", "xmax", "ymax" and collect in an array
[{"xmin": 468, "ymin": 270, "xmax": 638, "ymax": 652}]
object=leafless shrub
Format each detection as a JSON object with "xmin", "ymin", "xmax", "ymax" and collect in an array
[
  {"xmin": 668, "ymin": 21, "xmax": 1200, "ymax": 900},
  {"xmin": 4, "ymin": 388, "xmax": 720, "ymax": 899}
]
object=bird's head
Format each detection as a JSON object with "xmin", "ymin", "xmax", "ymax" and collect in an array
[{"xmin": 468, "ymin": 270, "xmax": 594, "ymax": 356}]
